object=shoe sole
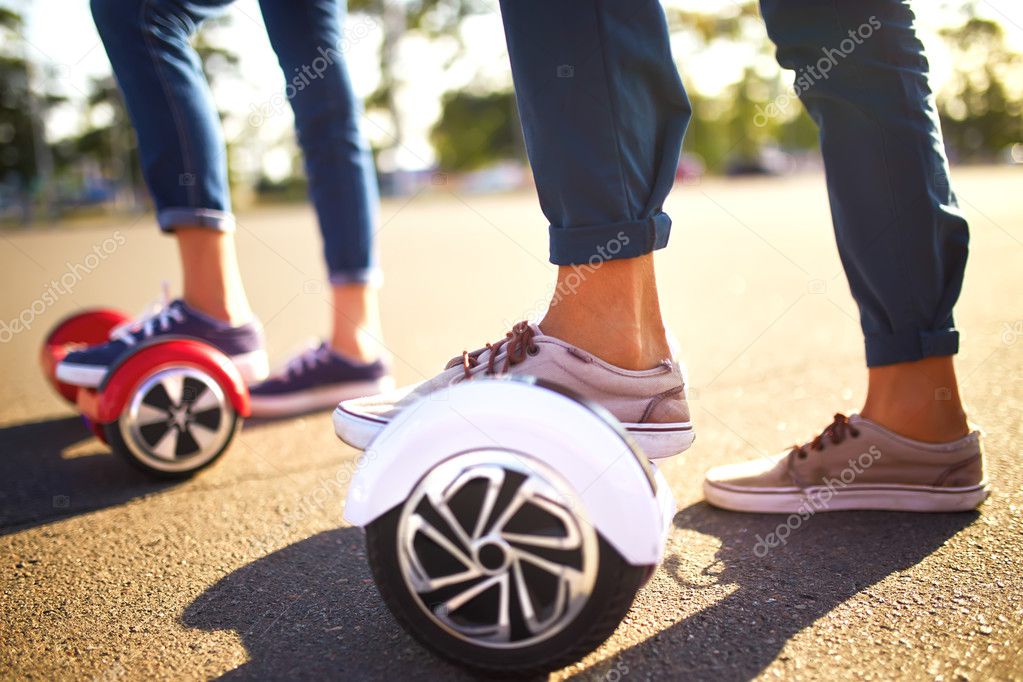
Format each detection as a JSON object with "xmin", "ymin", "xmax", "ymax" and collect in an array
[
  {"xmin": 54, "ymin": 362, "xmax": 108, "ymax": 388},
  {"xmin": 703, "ymin": 479, "xmax": 990, "ymax": 513},
  {"xmin": 56, "ymin": 349, "xmax": 270, "ymax": 389},
  {"xmin": 250, "ymin": 377, "xmax": 395, "ymax": 418},
  {"xmin": 332, "ymin": 404, "xmax": 695, "ymax": 460}
]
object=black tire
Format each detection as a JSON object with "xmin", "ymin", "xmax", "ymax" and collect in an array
[
  {"xmin": 102, "ymin": 363, "xmax": 242, "ymax": 479},
  {"xmin": 104, "ymin": 411, "xmax": 239, "ymax": 480},
  {"xmin": 104, "ymin": 412, "xmax": 240, "ymax": 480},
  {"xmin": 366, "ymin": 504, "xmax": 649, "ymax": 676}
]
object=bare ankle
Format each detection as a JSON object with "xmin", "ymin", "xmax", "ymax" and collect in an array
[
  {"xmin": 860, "ymin": 356, "xmax": 970, "ymax": 443},
  {"xmin": 176, "ymin": 227, "xmax": 252, "ymax": 325},
  {"xmin": 182, "ymin": 296, "xmax": 250, "ymax": 326},
  {"xmin": 539, "ymin": 254, "xmax": 670, "ymax": 370},
  {"xmin": 330, "ymin": 283, "xmax": 384, "ymax": 363}
]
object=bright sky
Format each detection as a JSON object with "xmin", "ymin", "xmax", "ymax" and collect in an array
[{"xmin": 9, "ymin": 0, "xmax": 1023, "ymax": 173}]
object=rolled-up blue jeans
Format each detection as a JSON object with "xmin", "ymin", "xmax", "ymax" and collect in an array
[
  {"xmin": 91, "ymin": 0, "xmax": 379, "ymax": 285},
  {"xmin": 499, "ymin": 0, "xmax": 968, "ymax": 367}
]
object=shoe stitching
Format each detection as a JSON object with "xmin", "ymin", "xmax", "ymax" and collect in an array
[
  {"xmin": 932, "ymin": 453, "xmax": 982, "ymax": 487},
  {"xmin": 639, "ymin": 385, "xmax": 687, "ymax": 424}
]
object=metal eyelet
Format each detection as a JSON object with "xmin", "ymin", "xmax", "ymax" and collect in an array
[{"xmin": 527, "ymin": 344, "xmax": 540, "ymax": 357}]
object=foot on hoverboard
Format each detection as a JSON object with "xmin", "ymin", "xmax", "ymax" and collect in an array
[
  {"xmin": 339, "ymin": 377, "xmax": 675, "ymax": 675},
  {"xmin": 335, "ymin": 321, "xmax": 695, "ymax": 460},
  {"xmin": 248, "ymin": 341, "xmax": 393, "ymax": 418},
  {"xmin": 42, "ymin": 310, "xmax": 251, "ymax": 478},
  {"xmin": 56, "ymin": 294, "xmax": 267, "ymax": 389}
]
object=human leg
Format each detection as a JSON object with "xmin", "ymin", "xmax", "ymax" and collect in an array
[
  {"xmin": 763, "ymin": 0, "xmax": 969, "ymax": 434},
  {"xmin": 258, "ymin": 0, "xmax": 383, "ymax": 362},
  {"xmin": 703, "ymin": 0, "xmax": 984, "ymax": 512},
  {"xmin": 59, "ymin": 0, "xmax": 268, "ymax": 388},
  {"xmin": 500, "ymin": 0, "xmax": 690, "ymax": 370},
  {"xmin": 336, "ymin": 0, "xmax": 696, "ymax": 457},
  {"xmin": 90, "ymin": 0, "xmax": 256, "ymax": 325}
]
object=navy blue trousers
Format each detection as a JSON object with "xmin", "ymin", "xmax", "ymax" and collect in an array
[
  {"xmin": 500, "ymin": 0, "xmax": 968, "ymax": 366},
  {"xmin": 91, "ymin": 0, "xmax": 379, "ymax": 284}
]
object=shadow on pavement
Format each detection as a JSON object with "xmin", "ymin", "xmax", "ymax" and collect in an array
[
  {"xmin": 0, "ymin": 415, "xmax": 176, "ymax": 535},
  {"xmin": 182, "ymin": 504, "xmax": 976, "ymax": 681},
  {"xmin": 602, "ymin": 502, "xmax": 977, "ymax": 681},
  {"xmin": 182, "ymin": 528, "xmax": 485, "ymax": 681}
]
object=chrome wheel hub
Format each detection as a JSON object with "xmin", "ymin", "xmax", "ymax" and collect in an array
[
  {"xmin": 120, "ymin": 367, "xmax": 232, "ymax": 472},
  {"xmin": 396, "ymin": 451, "xmax": 598, "ymax": 649}
]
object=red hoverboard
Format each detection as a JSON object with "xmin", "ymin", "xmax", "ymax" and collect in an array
[{"xmin": 41, "ymin": 309, "xmax": 249, "ymax": 478}]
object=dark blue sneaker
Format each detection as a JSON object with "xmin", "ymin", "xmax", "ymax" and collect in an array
[
  {"xmin": 248, "ymin": 342, "xmax": 392, "ymax": 418},
  {"xmin": 56, "ymin": 298, "xmax": 268, "ymax": 388}
]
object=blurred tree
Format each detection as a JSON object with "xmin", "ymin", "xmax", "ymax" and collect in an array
[
  {"xmin": 60, "ymin": 16, "xmax": 243, "ymax": 210},
  {"xmin": 350, "ymin": 0, "xmax": 487, "ymax": 165},
  {"xmin": 0, "ymin": 54, "xmax": 38, "ymax": 190},
  {"xmin": 193, "ymin": 15, "xmax": 244, "ymax": 188},
  {"xmin": 937, "ymin": 14, "xmax": 1023, "ymax": 160},
  {"xmin": 194, "ymin": 16, "xmax": 241, "ymax": 89},
  {"xmin": 430, "ymin": 90, "xmax": 523, "ymax": 171},
  {"xmin": 0, "ymin": 7, "xmax": 63, "ymax": 221},
  {"xmin": 74, "ymin": 75, "xmax": 141, "ymax": 207},
  {"xmin": 674, "ymin": 2, "xmax": 819, "ymax": 172},
  {"xmin": 665, "ymin": 1, "xmax": 762, "ymax": 41}
]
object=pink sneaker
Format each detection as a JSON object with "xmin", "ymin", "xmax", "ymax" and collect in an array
[{"xmin": 334, "ymin": 322, "xmax": 694, "ymax": 459}]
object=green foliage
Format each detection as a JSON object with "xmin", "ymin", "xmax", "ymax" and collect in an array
[
  {"xmin": 6, "ymin": 0, "xmax": 1022, "ymax": 224},
  {"xmin": 0, "ymin": 55, "xmax": 39, "ymax": 186},
  {"xmin": 0, "ymin": 9, "xmax": 43, "ymax": 188},
  {"xmin": 674, "ymin": 1, "xmax": 820, "ymax": 171},
  {"xmin": 351, "ymin": 0, "xmax": 488, "ymax": 153},
  {"xmin": 937, "ymin": 17, "xmax": 1023, "ymax": 160},
  {"xmin": 683, "ymin": 67, "xmax": 820, "ymax": 173},
  {"xmin": 431, "ymin": 90, "xmax": 524, "ymax": 171}
]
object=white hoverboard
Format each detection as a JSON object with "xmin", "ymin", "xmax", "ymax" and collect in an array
[{"xmin": 335, "ymin": 376, "xmax": 676, "ymax": 675}]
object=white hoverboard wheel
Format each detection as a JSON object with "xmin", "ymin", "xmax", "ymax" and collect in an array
[{"xmin": 344, "ymin": 377, "xmax": 675, "ymax": 674}]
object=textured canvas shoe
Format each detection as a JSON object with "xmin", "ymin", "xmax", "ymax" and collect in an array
[
  {"xmin": 334, "ymin": 322, "xmax": 694, "ymax": 459},
  {"xmin": 56, "ymin": 297, "xmax": 268, "ymax": 387},
  {"xmin": 249, "ymin": 342, "xmax": 393, "ymax": 418},
  {"xmin": 703, "ymin": 413, "xmax": 988, "ymax": 513}
]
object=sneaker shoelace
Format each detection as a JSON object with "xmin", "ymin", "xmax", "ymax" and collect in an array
[
  {"xmin": 791, "ymin": 413, "xmax": 860, "ymax": 461},
  {"xmin": 285, "ymin": 345, "xmax": 331, "ymax": 376},
  {"xmin": 452, "ymin": 321, "xmax": 539, "ymax": 380},
  {"xmin": 109, "ymin": 285, "xmax": 185, "ymax": 347}
]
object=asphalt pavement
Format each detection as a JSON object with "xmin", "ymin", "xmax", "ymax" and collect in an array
[{"xmin": 1, "ymin": 168, "xmax": 1021, "ymax": 680}]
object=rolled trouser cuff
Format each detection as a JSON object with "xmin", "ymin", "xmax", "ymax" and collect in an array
[
  {"xmin": 158, "ymin": 208, "xmax": 236, "ymax": 233},
  {"xmin": 548, "ymin": 212, "xmax": 672, "ymax": 266},
  {"xmin": 864, "ymin": 327, "xmax": 960, "ymax": 367},
  {"xmin": 329, "ymin": 268, "xmax": 383, "ymax": 287}
]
